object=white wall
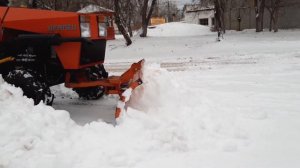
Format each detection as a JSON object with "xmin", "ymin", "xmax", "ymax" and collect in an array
[{"xmin": 184, "ymin": 10, "xmax": 214, "ymax": 27}]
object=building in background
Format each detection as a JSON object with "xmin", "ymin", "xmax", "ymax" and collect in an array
[
  {"xmin": 183, "ymin": 3, "xmax": 215, "ymax": 28},
  {"xmin": 224, "ymin": 0, "xmax": 300, "ymax": 31},
  {"xmin": 150, "ymin": 17, "xmax": 166, "ymax": 26},
  {"xmin": 183, "ymin": 0, "xmax": 300, "ymax": 31}
]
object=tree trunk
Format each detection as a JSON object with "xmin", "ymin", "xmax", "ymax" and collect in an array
[
  {"xmin": 269, "ymin": 11, "xmax": 273, "ymax": 32},
  {"xmin": 273, "ymin": 8, "xmax": 279, "ymax": 32},
  {"xmin": 255, "ymin": 0, "xmax": 261, "ymax": 32},
  {"xmin": 126, "ymin": 0, "xmax": 133, "ymax": 37},
  {"xmin": 140, "ymin": 0, "xmax": 157, "ymax": 37},
  {"xmin": 267, "ymin": 0, "xmax": 281, "ymax": 32},
  {"xmin": 146, "ymin": 0, "xmax": 157, "ymax": 24},
  {"xmin": 140, "ymin": 0, "xmax": 149, "ymax": 37},
  {"xmin": 127, "ymin": 19, "xmax": 133, "ymax": 37},
  {"xmin": 140, "ymin": 23, "xmax": 148, "ymax": 37},
  {"xmin": 114, "ymin": 0, "xmax": 132, "ymax": 46},
  {"xmin": 220, "ymin": 1, "xmax": 225, "ymax": 33},
  {"xmin": 214, "ymin": 0, "xmax": 220, "ymax": 30},
  {"xmin": 273, "ymin": 0, "xmax": 280, "ymax": 32},
  {"xmin": 214, "ymin": 0, "xmax": 225, "ymax": 33},
  {"xmin": 259, "ymin": 0, "xmax": 265, "ymax": 31},
  {"xmin": 255, "ymin": 0, "xmax": 266, "ymax": 32}
]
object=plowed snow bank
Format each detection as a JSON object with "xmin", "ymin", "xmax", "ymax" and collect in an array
[{"xmin": 0, "ymin": 64, "xmax": 244, "ymax": 168}]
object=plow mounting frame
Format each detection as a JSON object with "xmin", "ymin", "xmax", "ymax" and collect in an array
[{"xmin": 65, "ymin": 59, "xmax": 145, "ymax": 119}]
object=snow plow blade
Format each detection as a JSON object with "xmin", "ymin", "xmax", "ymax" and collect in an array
[{"xmin": 65, "ymin": 59, "xmax": 145, "ymax": 119}]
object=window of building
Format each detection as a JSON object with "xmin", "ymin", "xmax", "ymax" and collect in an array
[{"xmin": 199, "ymin": 18, "xmax": 209, "ymax": 25}]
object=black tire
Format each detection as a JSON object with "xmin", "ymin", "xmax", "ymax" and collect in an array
[
  {"xmin": 4, "ymin": 69, "xmax": 54, "ymax": 105},
  {"xmin": 73, "ymin": 64, "xmax": 107, "ymax": 100},
  {"xmin": 74, "ymin": 87, "xmax": 105, "ymax": 100}
]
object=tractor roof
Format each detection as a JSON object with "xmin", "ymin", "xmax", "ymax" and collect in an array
[{"xmin": 78, "ymin": 5, "xmax": 114, "ymax": 14}]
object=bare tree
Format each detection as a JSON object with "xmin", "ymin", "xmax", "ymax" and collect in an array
[
  {"xmin": 214, "ymin": 0, "xmax": 225, "ymax": 33},
  {"xmin": 266, "ymin": 0, "xmax": 281, "ymax": 32},
  {"xmin": 139, "ymin": 0, "xmax": 157, "ymax": 37},
  {"xmin": 272, "ymin": 0, "xmax": 280, "ymax": 32},
  {"xmin": 91, "ymin": 0, "xmax": 133, "ymax": 43},
  {"xmin": 114, "ymin": 0, "xmax": 132, "ymax": 45},
  {"xmin": 126, "ymin": 0, "xmax": 134, "ymax": 37},
  {"xmin": 91, "ymin": 0, "xmax": 114, "ymax": 10},
  {"xmin": 156, "ymin": 1, "xmax": 179, "ymax": 22},
  {"xmin": 22, "ymin": 0, "xmax": 88, "ymax": 11},
  {"xmin": 259, "ymin": 0, "xmax": 266, "ymax": 31},
  {"xmin": 117, "ymin": 0, "xmax": 136, "ymax": 37},
  {"xmin": 254, "ymin": 0, "xmax": 266, "ymax": 32}
]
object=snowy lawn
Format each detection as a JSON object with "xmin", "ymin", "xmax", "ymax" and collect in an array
[{"xmin": 1, "ymin": 23, "xmax": 300, "ymax": 168}]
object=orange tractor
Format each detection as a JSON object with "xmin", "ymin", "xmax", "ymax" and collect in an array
[{"xmin": 0, "ymin": 7, "xmax": 143, "ymax": 118}]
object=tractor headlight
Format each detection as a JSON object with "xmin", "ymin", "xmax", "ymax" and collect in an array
[
  {"xmin": 98, "ymin": 23, "xmax": 107, "ymax": 37},
  {"xmin": 80, "ymin": 15, "xmax": 91, "ymax": 38}
]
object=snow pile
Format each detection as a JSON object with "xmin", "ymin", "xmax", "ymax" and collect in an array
[
  {"xmin": 0, "ymin": 63, "xmax": 248, "ymax": 168},
  {"xmin": 147, "ymin": 22, "xmax": 213, "ymax": 37},
  {"xmin": 127, "ymin": 64, "xmax": 247, "ymax": 152},
  {"xmin": 106, "ymin": 29, "xmax": 300, "ymax": 167},
  {"xmin": 0, "ymin": 77, "xmax": 76, "ymax": 168}
]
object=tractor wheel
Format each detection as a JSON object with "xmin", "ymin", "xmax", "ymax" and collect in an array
[
  {"xmin": 73, "ymin": 64, "xmax": 108, "ymax": 100},
  {"xmin": 4, "ymin": 69, "xmax": 54, "ymax": 105},
  {"xmin": 74, "ymin": 87, "xmax": 105, "ymax": 100}
]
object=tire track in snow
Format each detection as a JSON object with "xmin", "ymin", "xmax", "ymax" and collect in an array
[{"xmin": 106, "ymin": 58, "xmax": 257, "ymax": 72}]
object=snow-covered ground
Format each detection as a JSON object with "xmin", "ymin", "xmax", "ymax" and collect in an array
[{"xmin": 1, "ymin": 22, "xmax": 300, "ymax": 168}]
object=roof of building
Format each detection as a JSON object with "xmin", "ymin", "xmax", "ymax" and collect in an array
[
  {"xmin": 183, "ymin": 4, "xmax": 214, "ymax": 13},
  {"xmin": 78, "ymin": 4, "xmax": 114, "ymax": 14}
]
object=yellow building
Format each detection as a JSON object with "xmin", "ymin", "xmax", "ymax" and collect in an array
[{"xmin": 150, "ymin": 17, "xmax": 166, "ymax": 26}]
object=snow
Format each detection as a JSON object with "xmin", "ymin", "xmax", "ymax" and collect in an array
[
  {"xmin": 78, "ymin": 4, "xmax": 114, "ymax": 14},
  {"xmin": 122, "ymin": 88, "xmax": 133, "ymax": 102},
  {"xmin": 147, "ymin": 22, "xmax": 214, "ymax": 37},
  {"xmin": 1, "ymin": 22, "xmax": 300, "ymax": 168}
]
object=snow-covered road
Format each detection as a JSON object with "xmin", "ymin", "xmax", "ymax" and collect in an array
[{"xmin": 1, "ymin": 23, "xmax": 300, "ymax": 168}]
